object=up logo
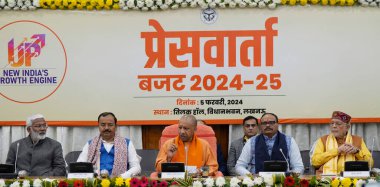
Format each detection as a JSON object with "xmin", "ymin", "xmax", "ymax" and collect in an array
[
  {"xmin": 0, "ymin": 21, "xmax": 67, "ymax": 103},
  {"xmin": 8, "ymin": 34, "xmax": 46, "ymax": 67}
]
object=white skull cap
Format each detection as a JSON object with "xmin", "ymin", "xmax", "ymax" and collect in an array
[{"xmin": 26, "ymin": 114, "xmax": 45, "ymax": 127}]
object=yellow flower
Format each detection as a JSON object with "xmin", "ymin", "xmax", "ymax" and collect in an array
[
  {"xmin": 341, "ymin": 178, "xmax": 352, "ymax": 187},
  {"xmin": 112, "ymin": 3, "xmax": 119, "ymax": 8},
  {"xmin": 70, "ymin": 0, "xmax": 77, "ymax": 6},
  {"xmin": 68, "ymin": 4, "xmax": 74, "ymax": 8},
  {"xmin": 289, "ymin": 0, "xmax": 296, "ymax": 5},
  {"xmin": 101, "ymin": 179, "xmax": 111, "ymax": 187},
  {"xmin": 77, "ymin": 4, "xmax": 83, "ymax": 8},
  {"xmin": 353, "ymin": 179, "xmax": 358, "ymax": 186},
  {"xmin": 310, "ymin": 0, "xmax": 319, "ymax": 4},
  {"xmin": 346, "ymin": 0, "xmax": 354, "ymax": 5},
  {"xmin": 104, "ymin": 4, "xmax": 110, "ymax": 9},
  {"xmin": 63, "ymin": 0, "xmax": 68, "ymax": 6},
  {"xmin": 321, "ymin": 0, "xmax": 328, "ymax": 4},
  {"xmin": 115, "ymin": 177, "xmax": 124, "ymax": 186},
  {"xmin": 281, "ymin": 0, "xmax": 287, "ymax": 4},
  {"xmin": 106, "ymin": 0, "xmax": 112, "ymax": 5},
  {"xmin": 46, "ymin": 0, "xmax": 52, "ymax": 5},
  {"xmin": 54, "ymin": 0, "xmax": 62, "ymax": 6},
  {"xmin": 339, "ymin": 0, "xmax": 345, "ymax": 5},
  {"xmin": 329, "ymin": 0, "xmax": 336, "ymax": 5},
  {"xmin": 331, "ymin": 178, "xmax": 340, "ymax": 187},
  {"xmin": 88, "ymin": 5, "xmax": 94, "ymax": 9},
  {"xmin": 90, "ymin": 0, "xmax": 97, "ymax": 5},
  {"xmin": 50, "ymin": 4, "xmax": 57, "ymax": 9},
  {"xmin": 125, "ymin": 178, "xmax": 131, "ymax": 187},
  {"xmin": 300, "ymin": 0, "xmax": 307, "ymax": 5}
]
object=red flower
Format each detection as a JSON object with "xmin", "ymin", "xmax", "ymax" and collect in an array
[
  {"xmin": 171, "ymin": 181, "xmax": 178, "ymax": 186},
  {"xmin": 130, "ymin": 178, "xmax": 140, "ymax": 187},
  {"xmin": 58, "ymin": 181, "xmax": 68, "ymax": 187},
  {"xmin": 150, "ymin": 180, "xmax": 158, "ymax": 187},
  {"xmin": 140, "ymin": 176, "xmax": 149, "ymax": 187},
  {"xmin": 159, "ymin": 180, "xmax": 168, "ymax": 187},
  {"xmin": 300, "ymin": 179, "xmax": 309, "ymax": 187},
  {"xmin": 284, "ymin": 176, "xmax": 296, "ymax": 187},
  {"xmin": 73, "ymin": 180, "xmax": 84, "ymax": 187}
]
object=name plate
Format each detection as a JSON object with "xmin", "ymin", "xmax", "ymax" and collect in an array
[
  {"xmin": 259, "ymin": 172, "xmax": 285, "ymax": 178},
  {"xmin": 161, "ymin": 172, "xmax": 185, "ymax": 179},
  {"xmin": 343, "ymin": 171, "xmax": 370, "ymax": 178},
  {"xmin": 67, "ymin": 173, "xmax": 94, "ymax": 179}
]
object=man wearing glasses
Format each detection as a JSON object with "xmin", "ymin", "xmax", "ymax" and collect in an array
[
  {"xmin": 311, "ymin": 111, "xmax": 373, "ymax": 175},
  {"xmin": 235, "ymin": 113, "xmax": 304, "ymax": 175},
  {"xmin": 227, "ymin": 116, "xmax": 259, "ymax": 176},
  {"xmin": 6, "ymin": 114, "xmax": 66, "ymax": 176},
  {"xmin": 77, "ymin": 112, "xmax": 141, "ymax": 178}
]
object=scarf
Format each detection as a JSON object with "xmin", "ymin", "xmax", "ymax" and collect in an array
[
  {"xmin": 87, "ymin": 135, "xmax": 128, "ymax": 177},
  {"xmin": 323, "ymin": 133, "xmax": 355, "ymax": 174}
]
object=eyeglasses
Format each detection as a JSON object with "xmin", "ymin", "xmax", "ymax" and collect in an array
[
  {"xmin": 330, "ymin": 122, "xmax": 346, "ymax": 127},
  {"xmin": 32, "ymin": 123, "xmax": 48, "ymax": 129},
  {"xmin": 100, "ymin": 123, "xmax": 115, "ymax": 127},
  {"xmin": 261, "ymin": 121, "xmax": 277, "ymax": 126},
  {"xmin": 244, "ymin": 123, "xmax": 257, "ymax": 128}
]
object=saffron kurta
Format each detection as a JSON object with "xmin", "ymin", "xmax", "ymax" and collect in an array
[{"xmin": 155, "ymin": 135, "xmax": 218, "ymax": 175}]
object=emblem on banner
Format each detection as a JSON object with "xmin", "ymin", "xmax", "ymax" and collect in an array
[
  {"xmin": 201, "ymin": 8, "xmax": 218, "ymax": 24},
  {"xmin": 8, "ymin": 34, "xmax": 46, "ymax": 67},
  {"xmin": 0, "ymin": 21, "xmax": 67, "ymax": 103}
]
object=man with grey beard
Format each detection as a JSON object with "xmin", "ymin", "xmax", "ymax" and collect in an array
[{"xmin": 6, "ymin": 114, "xmax": 66, "ymax": 176}]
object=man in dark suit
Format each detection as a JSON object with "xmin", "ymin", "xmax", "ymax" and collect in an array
[
  {"xmin": 227, "ymin": 116, "xmax": 259, "ymax": 175},
  {"xmin": 6, "ymin": 114, "xmax": 66, "ymax": 176}
]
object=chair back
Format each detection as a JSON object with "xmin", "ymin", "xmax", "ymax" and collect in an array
[
  {"xmin": 65, "ymin": 151, "xmax": 82, "ymax": 164},
  {"xmin": 300, "ymin": 150, "xmax": 312, "ymax": 174},
  {"xmin": 159, "ymin": 124, "xmax": 217, "ymax": 156},
  {"xmin": 136, "ymin": 149, "xmax": 159, "ymax": 176},
  {"xmin": 372, "ymin": 150, "xmax": 380, "ymax": 169}
]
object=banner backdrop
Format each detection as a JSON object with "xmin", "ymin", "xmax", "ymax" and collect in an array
[{"xmin": 1, "ymin": 7, "xmax": 380, "ymax": 125}]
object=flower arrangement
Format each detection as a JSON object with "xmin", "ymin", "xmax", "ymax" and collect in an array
[
  {"xmin": 0, "ymin": 175, "xmax": 379, "ymax": 187},
  {"xmin": 0, "ymin": 0, "xmax": 38, "ymax": 10}
]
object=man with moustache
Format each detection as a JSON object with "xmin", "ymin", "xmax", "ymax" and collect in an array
[
  {"xmin": 227, "ymin": 116, "xmax": 259, "ymax": 176},
  {"xmin": 311, "ymin": 111, "xmax": 373, "ymax": 175},
  {"xmin": 77, "ymin": 112, "xmax": 141, "ymax": 178},
  {"xmin": 235, "ymin": 113, "xmax": 304, "ymax": 175},
  {"xmin": 6, "ymin": 114, "xmax": 66, "ymax": 176},
  {"xmin": 155, "ymin": 115, "xmax": 221, "ymax": 176}
]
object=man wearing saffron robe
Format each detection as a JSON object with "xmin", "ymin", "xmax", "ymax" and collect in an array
[
  {"xmin": 155, "ymin": 114, "xmax": 221, "ymax": 176},
  {"xmin": 77, "ymin": 112, "xmax": 141, "ymax": 178},
  {"xmin": 311, "ymin": 111, "xmax": 373, "ymax": 175}
]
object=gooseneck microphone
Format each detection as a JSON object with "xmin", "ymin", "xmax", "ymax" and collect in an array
[
  {"xmin": 15, "ymin": 143, "xmax": 19, "ymax": 173},
  {"xmin": 185, "ymin": 146, "xmax": 188, "ymax": 168},
  {"xmin": 279, "ymin": 148, "xmax": 290, "ymax": 172}
]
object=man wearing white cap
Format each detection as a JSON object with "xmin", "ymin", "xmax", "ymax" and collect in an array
[{"xmin": 6, "ymin": 114, "xmax": 66, "ymax": 176}]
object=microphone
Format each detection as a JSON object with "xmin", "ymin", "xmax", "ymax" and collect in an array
[
  {"xmin": 15, "ymin": 143, "xmax": 19, "ymax": 173},
  {"xmin": 370, "ymin": 137, "xmax": 375, "ymax": 156},
  {"xmin": 184, "ymin": 146, "xmax": 188, "ymax": 167},
  {"xmin": 279, "ymin": 148, "xmax": 290, "ymax": 172}
]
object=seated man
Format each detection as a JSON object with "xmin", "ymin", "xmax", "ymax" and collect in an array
[
  {"xmin": 77, "ymin": 112, "xmax": 141, "ymax": 178},
  {"xmin": 155, "ymin": 115, "xmax": 221, "ymax": 176},
  {"xmin": 227, "ymin": 116, "xmax": 259, "ymax": 176},
  {"xmin": 6, "ymin": 114, "xmax": 66, "ymax": 176},
  {"xmin": 197, "ymin": 119, "xmax": 227, "ymax": 176},
  {"xmin": 235, "ymin": 113, "xmax": 304, "ymax": 175},
  {"xmin": 311, "ymin": 111, "xmax": 373, "ymax": 175}
]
